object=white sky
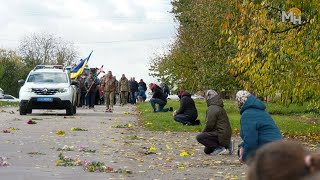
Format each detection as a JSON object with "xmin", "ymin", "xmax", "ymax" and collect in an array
[{"xmin": 0, "ymin": 0, "xmax": 177, "ymax": 83}]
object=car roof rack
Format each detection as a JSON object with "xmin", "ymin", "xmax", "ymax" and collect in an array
[{"xmin": 34, "ymin": 65, "xmax": 64, "ymax": 71}]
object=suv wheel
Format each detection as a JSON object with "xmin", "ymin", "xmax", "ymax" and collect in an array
[
  {"xmin": 66, "ymin": 103, "xmax": 74, "ymax": 116},
  {"xmin": 73, "ymin": 104, "xmax": 77, "ymax": 114},
  {"xmin": 27, "ymin": 108, "xmax": 32, "ymax": 114},
  {"xmin": 19, "ymin": 103, "xmax": 27, "ymax": 115}
]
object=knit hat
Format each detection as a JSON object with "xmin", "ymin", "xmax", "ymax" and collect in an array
[{"xmin": 235, "ymin": 90, "xmax": 251, "ymax": 109}]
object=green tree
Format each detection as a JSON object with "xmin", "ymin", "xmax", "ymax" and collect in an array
[{"xmin": 0, "ymin": 49, "xmax": 32, "ymax": 97}]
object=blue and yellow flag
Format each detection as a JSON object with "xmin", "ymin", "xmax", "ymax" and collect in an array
[{"xmin": 70, "ymin": 51, "xmax": 93, "ymax": 79}]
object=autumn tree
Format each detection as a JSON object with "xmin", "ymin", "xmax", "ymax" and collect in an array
[
  {"xmin": 150, "ymin": 0, "xmax": 240, "ymax": 92},
  {"xmin": 224, "ymin": 0, "xmax": 320, "ymax": 109},
  {"xmin": 19, "ymin": 33, "xmax": 78, "ymax": 67}
]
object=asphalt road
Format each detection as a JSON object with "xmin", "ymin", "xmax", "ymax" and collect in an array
[{"xmin": 0, "ymin": 105, "xmax": 246, "ymax": 180}]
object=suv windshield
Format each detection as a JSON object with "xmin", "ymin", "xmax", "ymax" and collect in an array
[{"xmin": 27, "ymin": 72, "xmax": 68, "ymax": 83}]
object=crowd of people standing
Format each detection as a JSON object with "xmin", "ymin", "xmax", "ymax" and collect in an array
[{"xmin": 75, "ymin": 70, "xmax": 149, "ymax": 111}]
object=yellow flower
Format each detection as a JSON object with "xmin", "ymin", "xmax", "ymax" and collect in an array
[
  {"xmin": 71, "ymin": 127, "xmax": 76, "ymax": 131},
  {"xmin": 127, "ymin": 124, "xmax": 133, "ymax": 128},
  {"xmin": 180, "ymin": 151, "xmax": 189, "ymax": 157},
  {"xmin": 178, "ymin": 165, "xmax": 185, "ymax": 170},
  {"xmin": 56, "ymin": 130, "xmax": 66, "ymax": 136},
  {"xmin": 149, "ymin": 146, "xmax": 156, "ymax": 151},
  {"xmin": 8, "ymin": 127, "xmax": 15, "ymax": 131}
]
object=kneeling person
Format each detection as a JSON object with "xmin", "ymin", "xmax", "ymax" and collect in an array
[
  {"xmin": 173, "ymin": 91, "xmax": 199, "ymax": 125},
  {"xmin": 149, "ymin": 83, "xmax": 172, "ymax": 112},
  {"xmin": 196, "ymin": 90, "xmax": 233, "ymax": 155}
]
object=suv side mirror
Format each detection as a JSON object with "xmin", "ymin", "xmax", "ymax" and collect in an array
[
  {"xmin": 18, "ymin": 79, "xmax": 25, "ymax": 84},
  {"xmin": 71, "ymin": 80, "xmax": 78, "ymax": 85}
]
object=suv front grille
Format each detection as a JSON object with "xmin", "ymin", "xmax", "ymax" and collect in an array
[{"xmin": 32, "ymin": 88, "xmax": 59, "ymax": 95}]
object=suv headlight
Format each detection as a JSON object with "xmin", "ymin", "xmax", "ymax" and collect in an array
[{"xmin": 58, "ymin": 88, "xmax": 69, "ymax": 93}]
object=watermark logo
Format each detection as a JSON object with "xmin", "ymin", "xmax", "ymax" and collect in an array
[{"xmin": 282, "ymin": 8, "xmax": 302, "ymax": 25}]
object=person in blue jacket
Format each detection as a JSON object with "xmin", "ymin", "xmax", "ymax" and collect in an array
[
  {"xmin": 236, "ymin": 90, "xmax": 283, "ymax": 164},
  {"xmin": 137, "ymin": 85, "xmax": 147, "ymax": 103}
]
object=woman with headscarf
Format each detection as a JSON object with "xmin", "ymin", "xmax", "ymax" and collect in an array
[
  {"xmin": 196, "ymin": 90, "xmax": 233, "ymax": 155},
  {"xmin": 236, "ymin": 90, "xmax": 283, "ymax": 164}
]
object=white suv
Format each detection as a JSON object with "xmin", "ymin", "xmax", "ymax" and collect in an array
[{"xmin": 19, "ymin": 65, "xmax": 77, "ymax": 115}]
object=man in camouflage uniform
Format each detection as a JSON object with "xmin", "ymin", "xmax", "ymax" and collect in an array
[
  {"xmin": 118, "ymin": 74, "xmax": 129, "ymax": 106},
  {"xmin": 101, "ymin": 71, "xmax": 116, "ymax": 112}
]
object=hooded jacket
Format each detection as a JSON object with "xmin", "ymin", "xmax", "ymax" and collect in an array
[
  {"xmin": 202, "ymin": 95, "xmax": 231, "ymax": 148},
  {"xmin": 239, "ymin": 95, "xmax": 283, "ymax": 161},
  {"xmin": 176, "ymin": 92, "xmax": 198, "ymax": 120}
]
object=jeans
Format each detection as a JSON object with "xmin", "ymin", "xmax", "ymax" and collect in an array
[
  {"xmin": 174, "ymin": 114, "xmax": 194, "ymax": 125},
  {"xmin": 86, "ymin": 92, "xmax": 95, "ymax": 108},
  {"xmin": 130, "ymin": 91, "xmax": 136, "ymax": 104},
  {"xmin": 150, "ymin": 98, "xmax": 168, "ymax": 112}
]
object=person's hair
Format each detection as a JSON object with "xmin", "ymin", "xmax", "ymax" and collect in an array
[{"xmin": 247, "ymin": 140, "xmax": 320, "ymax": 180}]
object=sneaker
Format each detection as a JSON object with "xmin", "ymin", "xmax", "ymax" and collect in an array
[
  {"xmin": 212, "ymin": 147, "xmax": 227, "ymax": 155},
  {"xmin": 228, "ymin": 139, "xmax": 235, "ymax": 155},
  {"xmin": 105, "ymin": 108, "xmax": 110, "ymax": 112}
]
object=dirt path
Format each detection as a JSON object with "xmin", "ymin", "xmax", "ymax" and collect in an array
[{"xmin": 0, "ymin": 105, "xmax": 247, "ymax": 180}]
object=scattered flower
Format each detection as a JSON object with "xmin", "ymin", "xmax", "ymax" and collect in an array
[
  {"xmin": 84, "ymin": 161, "xmax": 132, "ymax": 174},
  {"xmin": 122, "ymin": 112, "xmax": 129, "ymax": 115},
  {"xmin": 180, "ymin": 151, "xmax": 190, "ymax": 157},
  {"xmin": 3, "ymin": 130, "xmax": 10, "ymax": 133},
  {"xmin": 0, "ymin": 157, "xmax": 10, "ymax": 167},
  {"xmin": 149, "ymin": 146, "xmax": 156, "ymax": 151},
  {"xmin": 56, "ymin": 130, "xmax": 66, "ymax": 136},
  {"xmin": 55, "ymin": 153, "xmax": 82, "ymax": 166},
  {"xmin": 57, "ymin": 145, "xmax": 74, "ymax": 151},
  {"xmin": 79, "ymin": 146, "xmax": 96, "ymax": 153},
  {"xmin": 111, "ymin": 124, "xmax": 133, "ymax": 128},
  {"xmin": 55, "ymin": 153, "xmax": 132, "ymax": 174},
  {"xmin": 71, "ymin": 127, "xmax": 88, "ymax": 131},
  {"xmin": 27, "ymin": 152, "xmax": 46, "ymax": 155},
  {"xmin": 8, "ymin": 127, "xmax": 18, "ymax": 131},
  {"xmin": 27, "ymin": 119, "xmax": 37, "ymax": 124},
  {"xmin": 177, "ymin": 165, "xmax": 185, "ymax": 170}
]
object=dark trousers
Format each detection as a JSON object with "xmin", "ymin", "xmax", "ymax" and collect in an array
[
  {"xmin": 86, "ymin": 92, "xmax": 95, "ymax": 108},
  {"xmin": 80, "ymin": 91, "xmax": 86, "ymax": 107},
  {"xmin": 150, "ymin": 98, "xmax": 168, "ymax": 112},
  {"xmin": 174, "ymin": 114, "xmax": 195, "ymax": 125},
  {"xmin": 196, "ymin": 133, "xmax": 220, "ymax": 154},
  {"xmin": 130, "ymin": 91, "xmax": 136, "ymax": 104}
]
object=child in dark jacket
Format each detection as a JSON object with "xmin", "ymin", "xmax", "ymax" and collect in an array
[
  {"xmin": 236, "ymin": 90, "xmax": 283, "ymax": 164},
  {"xmin": 173, "ymin": 91, "xmax": 199, "ymax": 125}
]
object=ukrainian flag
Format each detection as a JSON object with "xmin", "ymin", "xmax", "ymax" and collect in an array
[{"xmin": 70, "ymin": 51, "xmax": 93, "ymax": 79}]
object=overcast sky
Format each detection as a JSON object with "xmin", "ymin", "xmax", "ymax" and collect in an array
[{"xmin": 0, "ymin": 0, "xmax": 176, "ymax": 83}]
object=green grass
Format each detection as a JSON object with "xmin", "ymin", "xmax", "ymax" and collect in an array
[
  {"xmin": 137, "ymin": 100, "xmax": 320, "ymax": 136},
  {"xmin": 0, "ymin": 101, "xmax": 19, "ymax": 107}
]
